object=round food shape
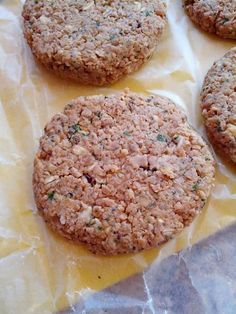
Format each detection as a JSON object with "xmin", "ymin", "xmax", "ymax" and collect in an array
[
  {"xmin": 183, "ymin": 0, "xmax": 236, "ymax": 39},
  {"xmin": 201, "ymin": 47, "xmax": 236, "ymax": 163},
  {"xmin": 33, "ymin": 91, "xmax": 215, "ymax": 255},
  {"xmin": 22, "ymin": 0, "xmax": 167, "ymax": 86}
]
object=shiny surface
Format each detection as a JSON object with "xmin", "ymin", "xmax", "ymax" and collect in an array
[
  {"xmin": 66, "ymin": 223, "xmax": 236, "ymax": 313},
  {"xmin": 0, "ymin": 0, "xmax": 236, "ymax": 313}
]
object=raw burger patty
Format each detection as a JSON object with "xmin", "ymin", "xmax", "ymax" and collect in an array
[
  {"xmin": 22, "ymin": 0, "xmax": 167, "ymax": 86},
  {"xmin": 183, "ymin": 0, "xmax": 236, "ymax": 39},
  {"xmin": 33, "ymin": 91, "xmax": 215, "ymax": 255},
  {"xmin": 201, "ymin": 47, "xmax": 236, "ymax": 163}
]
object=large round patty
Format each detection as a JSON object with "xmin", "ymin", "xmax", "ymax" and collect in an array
[
  {"xmin": 201, "ymin": 47, "xmax": 236, "ymax": 164},
  {"xmin": 33, "ymin": 91, "xmax": 215, "ymax": 255},
  {"xmin": 183, "ymin": 0, "xmax": 236, "ymax": 39},
  {"xmin": 22, "ymin": 0, "xmax": 167, "ymax": 86}
]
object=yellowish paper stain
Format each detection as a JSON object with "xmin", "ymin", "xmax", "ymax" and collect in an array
[{"xmin": 0, "ymin": 1, "xmax": 236, "ymax": 313}]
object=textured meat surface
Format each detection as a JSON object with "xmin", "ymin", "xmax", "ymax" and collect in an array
[
  {"xmin": 201, "ymin": 47, "xmax": 236, "ymax": 163},
  {"xmin": 33, "ymin": 91, "xmax": 215, "ymax": 255},
  {"xmin": 22, "ymin": 0, "xmax": 167, "ymax": 86},
  {"xmin": 183, "ymin": 0, "xmax": 236, "ymax": 39}
]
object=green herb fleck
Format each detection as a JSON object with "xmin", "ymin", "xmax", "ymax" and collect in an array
[
  {"xmin": 96, "ymin": 21, "xmax": 100, "ymax": 27},
  {"xmin": 123, "ymin": 131, "xmax": 131, "ymax": 137},
  {"xmin": 145, "ymin": 11, "xmax": 151, "ymax": 16},
  {"xmin": 110, "ymin": 34, "xmax": 116, "ymax": 40},
  {"xmin": 81, "ymin": 130, "xmax": 90, "ymax": 137},
  {"xmin": 71, "ymin": 123, "xmax": 82, "ymax": 133},
  {"xmin": 69, "ymin": 123, "xmax": 89, "ymax": 137},
  {"xmin": 156, "ymin": 134, "xmax": 167, "ymax": 142},
  {"xmin": 192, "ymin": 181, "xmax": 200, "ymax": 191},
  {"xmin": 47, "ymin": 191, "xmax": 55, "ymax": 201}
]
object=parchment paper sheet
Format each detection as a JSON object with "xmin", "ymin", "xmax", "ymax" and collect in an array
[{"xmin": 0, "ymin": 1, "xmax": 236, "ymax": 313}]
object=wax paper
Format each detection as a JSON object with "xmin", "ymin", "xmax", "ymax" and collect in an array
[{"xmin": 0, "ymin": 1, "xmax": 236, "ymax": 313}]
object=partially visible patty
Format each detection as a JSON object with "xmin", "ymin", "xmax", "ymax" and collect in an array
[
  {"xmin": 33, "ymin": 91, "xmax": 215, "ymax": 255},
  {"xmin": 22, "ymin": 0, "xmax": 167, "ymax": 86},
  {"xmin": 201, "ymin": 47, "xmax": 236, "ymax": 163},
  {"xmin": 183, "ymin": 0, "xmax": 236, "ymax": 39}
]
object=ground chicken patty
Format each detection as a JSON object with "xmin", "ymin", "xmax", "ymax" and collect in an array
[
  {"xmin": 201, "ymin": 48, "xmax": 236, "ymax": 164},
  {"xmin": 183, "ymin": 0, "xmax": 236, "ymax": 39},
  {"xmin": 33, "ymin": 91, "xmax": 215, "ymax": 255},
  {"xmin": 22, "ymin": 0, "xmax": 167, "ymax": 86}
]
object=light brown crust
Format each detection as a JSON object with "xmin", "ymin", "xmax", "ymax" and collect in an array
[
  {"xmin": 183, "ymin": 0, "xmax": 236, "ymax": 39},
  {"xmin": 33, "ymin": 91, "xmax": 215, "ymax": 255},
  {"xmin": 22, "ymin": 0, "xmax": 167, "ymax": 86},
  {"xmin": 201, "ymin": 47, "xmax": 236, "ymax": 163}
]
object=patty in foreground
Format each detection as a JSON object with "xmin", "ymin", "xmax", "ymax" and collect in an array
[
  {"xmin": 33, "ymin": 91, "xmax": 215, "ymax": 255},
  {"xmin": 201, "ymin": 47, "xmax": 236, "ymax": 164},
  {"xmin": 22, "ymin": 0, "xmax": 167, "ymax": 86}
]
